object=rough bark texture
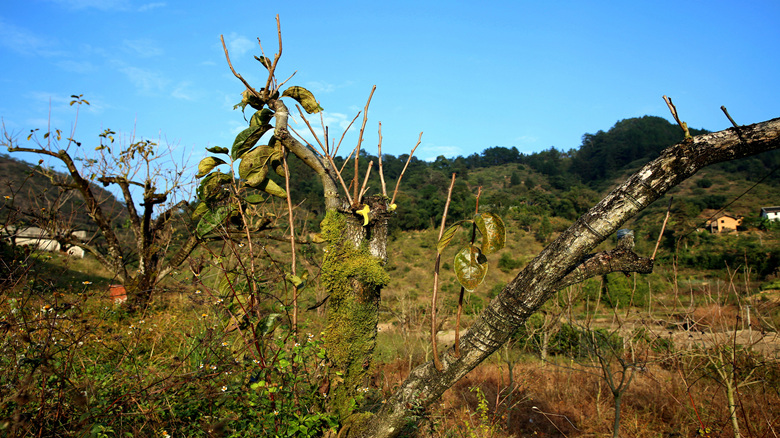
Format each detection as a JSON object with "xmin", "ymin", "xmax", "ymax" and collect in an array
[{"xmin": 351, "ymin": 118, "xmax": 780, "ymax": 438}]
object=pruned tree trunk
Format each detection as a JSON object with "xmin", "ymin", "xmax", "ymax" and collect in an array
[{"xmin": 350, "ymin": 118, "xmax": 780, "ymax": 438}]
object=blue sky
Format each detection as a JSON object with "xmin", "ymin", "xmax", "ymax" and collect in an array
[{"xmin": 2, "ymin": 0, "xmax": 779, "ymax": 174}]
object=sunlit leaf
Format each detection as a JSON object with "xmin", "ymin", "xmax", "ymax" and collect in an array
[
  {"xmin": 196, "ymin": 156, "xmax": 226, "ymax": 178},
  {"xmin": 191, "ymin": 201, "xmax": 209, "ymax": 221},
  {"xmin": 196, "ymin": 205, "xmax": 233, "ymax": 238},
  {"xmin": 281, "ymin": 86, "xmax": 323, "ymax": 114},
  {"xmin": 244, "ymin": 193, "xmax": 264, "ymax": 204},
  {"xmin": 250, "ymin": 108, "xmax": 275, "ymax": 127},
  {"xmin": 257, "ymin": 313, "xmax": 282, "ymax": 336},
  {"xmin": 196, "ymin": 172, "xmax": 232, "ymax": 202},
  {"xmin": 454, "ymin": 245, "xmax": 488, "ymax": 291},
  {"xmin": 255, "ymin": 55, "xmax": 273, "ymax": 70},
  {"xmin": 231, "ymin": 124, "xmax": 272, "ymax": 160},
  {"xmin": 474, "ymin": 212, "xmax": 506, "ymax": 255},
  {"xmin": 206, "ymin": 146, "xmax": 229, "ymax": 155},
  {"xmin": 251, "ymin": 178, "xmax": 287, "ymax": 198},
  {"xmin": 437, "ymin": 220, "xmax": 469, "ymax": 254}
]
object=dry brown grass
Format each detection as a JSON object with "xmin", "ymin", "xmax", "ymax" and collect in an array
[{"xmin": 373, "ymin": 354, "xmax": 780, "ymax": 437}]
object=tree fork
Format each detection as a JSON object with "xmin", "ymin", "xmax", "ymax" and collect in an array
[{"xmin": 353, "ymin": 117, "xmax": 780, "ymax": 438}]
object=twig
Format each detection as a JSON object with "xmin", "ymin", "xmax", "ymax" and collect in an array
[
  {"xmin": 431, "ymin": 173, "xmax": 457, "ymax": 371},
  {"xmin": 282, "ymin": 153, "xmax": 298, "ymax": 336},
  {"xmin": 220, "ymin": 35, "xmax": 261, "ymax": 100},
  {"xmin": 390, "ymin": 133, "xmax": 422, "ymax": 206},
  {"xmin": 295, "ymin": 105, "xmax": 326, "ymax": 155},
  {"xmin": 358, "ymin": 161, "xmax": 374, "ymax": 203},
  {"xmin": 333, "ymin": 112, "xmax": 361, "ymax": 157},
  {"xmin": 663, "ymin": 95, "xmax": 691, "ymax": 139},
  {"xmin": 377, "ymin": 122, "xmax": 388, "ymax": 198},
  {"xmin": 265, "ymin": 15, "xmax": 283, "ymax": 95},
  {"xmin": 455, "ymin": 186, "xmax": 482, "ymax": 356},
  {"xmin": 651, "ymin": 197, "xmax": 673, "ymax": 260},
  {"xmin": 352, "ymin": 86, "xmax": 377, "ymax": 207}
]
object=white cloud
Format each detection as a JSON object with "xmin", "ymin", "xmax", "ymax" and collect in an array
[
  {"xmin": 47, "ymin": 0, "xmax": 130, "ymax": 11},
  {"xmin": 123, "ymin": 38, "xmax": 164, "ymax": 57},
  {"xmin": 171, "ymin": 81, "xmax": 196, "ymax": 100},
  {"xmin": 419, "ymin": 144, "xmax": 463, "ymax": 161},
  {"xmin": 119, "ymin": 65, "xmax": 168, "ymax": 93},
  {"xmin": 138, "ymin": 2, "xmax": 165, "ymax": 12},
  {"xmin": 0, "ymin": 19, "xmax": 61, "ymax": 57},
  {"xmin": 225, "ymin": 32, "xmax": 255, "ymax": 57},
  {"xmin": 56, "ymin": 59, "xmax": 96, "ymax": 74}
]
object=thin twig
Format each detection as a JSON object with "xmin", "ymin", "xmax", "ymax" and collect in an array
[
  {"xmin": 295, "ymin": 105, "xmax": 326, "ymax": 155},
  {"xmin": 377, "ymin": 122, "xmax": 388, "ymax": 198},
  {"xmin": 282, "ymin": 152, "xmax": 298, "ymax": 337},
  {"xmin": 663, "ymin": 95, "xmax": 690, "ymax": 138},
  {"xmin": 651, "ymin": 197, "xmax": 673, "ymax": 260},
  {"xmin": 352, "ymin": 86, "xmax": 377, "ymax": 207},
  {"xmin": 333, "ymin": 112, "xmax": 361, "ymax": 157},
  {"xmin": 431, "ymin": 173, "xmax": 457, "ymax": 371},
  {"xmin": 390, "ymin": 133, "xmax": 422, "ymax": 206},
  {"xmin": 265, "ymin": 15, "xmax": 283, "ymax": 95},
  {"xmin": 220, "ymin": 35, "xmax": 261, "ymax": 100},
  {"xmin": 358, "ymin": 161, "xmax": 374, "ymax": 203}
]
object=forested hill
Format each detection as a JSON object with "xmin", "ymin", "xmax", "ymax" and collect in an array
[
  {"xmin": 280, "ymin": 115, "xmax": 779, "ymax": 231},
  {"xmin": 0, "ymin": 153, "xmax": 128, "ymax": 232}
]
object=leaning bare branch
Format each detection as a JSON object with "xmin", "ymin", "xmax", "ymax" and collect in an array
[{"xmin": 390, "ymin": 132, "xmax": 422, "ymax": 206}]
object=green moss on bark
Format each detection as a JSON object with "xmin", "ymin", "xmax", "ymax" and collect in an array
[{"xmin": 321, "ymin": 210, "xmax": 389, "ymax": 422}]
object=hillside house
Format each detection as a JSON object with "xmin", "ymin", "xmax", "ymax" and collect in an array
[
  {"xmin": 708, "ymin": 213, "xmax": 743, "ymax": 233},
  {"xmin": 3, "ymin": 226, "xmax": 88, "ymax": 257},
  {"xmin": 760, "ymin": 206, "xmax": 780, "ymax": 222}
]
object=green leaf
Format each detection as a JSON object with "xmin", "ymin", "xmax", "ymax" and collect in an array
[
  {"xmin": 218, "ymin": 272, "xmax": 237, "ymax": 296},
  {"xmin": 238, "ymin": 145, "xmax": 276, "ymax": 186},
  {"xmin": 286, "ymin": 271, "xmax": 308, "ymax": 289},
  {"xmin": 244, "ymin": 193, "xmax": 265, "ymax": 204},
  {"xmin": 206, "ymin": 146, "xmax": 229, "ymax": 155},
  {"xmin": 254, "ymin": 55, "xmax": 273, "ymax": 70},
  {"xmin": 474, "ymin": 212, "xmax": 506, "ymax": 255},
  {"xmin": 257, "ymin": 313, "xmax": 282, "ymax": 336},
  {"xmin": 196, "ymin": 172, "xmax": 232, "ymax": 202},
  {"xmin": 454, "ymin": 245, "xmax": 488, "ymax": 291},
  {"xmin": 196, "ymin": 156, "xmax": 226, "ymax": 178},
  {"xmin": 252, "ymin": 178, "xmax": 287, "ymax": 198},
  {"xmin": 231, "ymin": 124, "xmax": 272, "ymax": 160},
  {"xmin": 437, "ymin": 220, "xmax": 470, "ymax": 254},
  {"xmin": 250, "ymin": 108, "xmax": 275, "ymax": 127},
  {"xmin": 196, "ymin": 205, "xmax": 233, "ymax": 238},
  {"xmin": 191, "ymin": 201, "xmax": 209, "ymax": 221},
  {"xmin": 281, "ymin": 86, "xmax": 324, "ymax": 114}
]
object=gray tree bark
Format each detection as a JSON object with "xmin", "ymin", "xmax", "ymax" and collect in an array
[{"xmin": 352, "ymin": 117, "xmax": 780, "ymax": 438}]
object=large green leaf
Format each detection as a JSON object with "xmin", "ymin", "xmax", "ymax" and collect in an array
[
  {"xmin": 454, "ymin": 245, "xmax": 488, "ymax": 291},
  {"xmin": 238, "ymin": 145, "xmax": 275, "ymax": 186},
  {"xmin": 196, "ymin": 205, "xmax": 233, "ymax": 238},
  {"xmin": 231, "ymin": 124, "xmax": 272, "ymax": 160},
  {"xmin": 196, "ymin": 172, "xmax": 232, "ymax": 202},
  {"xmin": 475, "ymin": 212, "xmax": 506, "ymax": 255},
  {"xmin": 195, "ymin": 156, "xmax": 226, "ymax": 178},
  {"xmin": 250, "ymin": 108, "xmax": 275, "ymax": 127},
  {"xmin": 244, "ymin": 193, "xmax": 265, "ymax": 204},
  {"xmin": 437, "ymin": 220, "xmax": 470, "ymax": 254},
  {"xmin": 281, "ymin": 86, "xmax": 323, "ymax": 114},
  {"xmin": 251, "ymin": 178, "xmax": 287, "ymax": 198},
  {"xmin": 191, "ymin": 201, "xmax": 209, "ymax": 221}
]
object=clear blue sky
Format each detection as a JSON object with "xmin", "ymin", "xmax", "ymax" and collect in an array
[{"xmin": 2, "ymin": 0, "xmax": 779, "ymax": 173}]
